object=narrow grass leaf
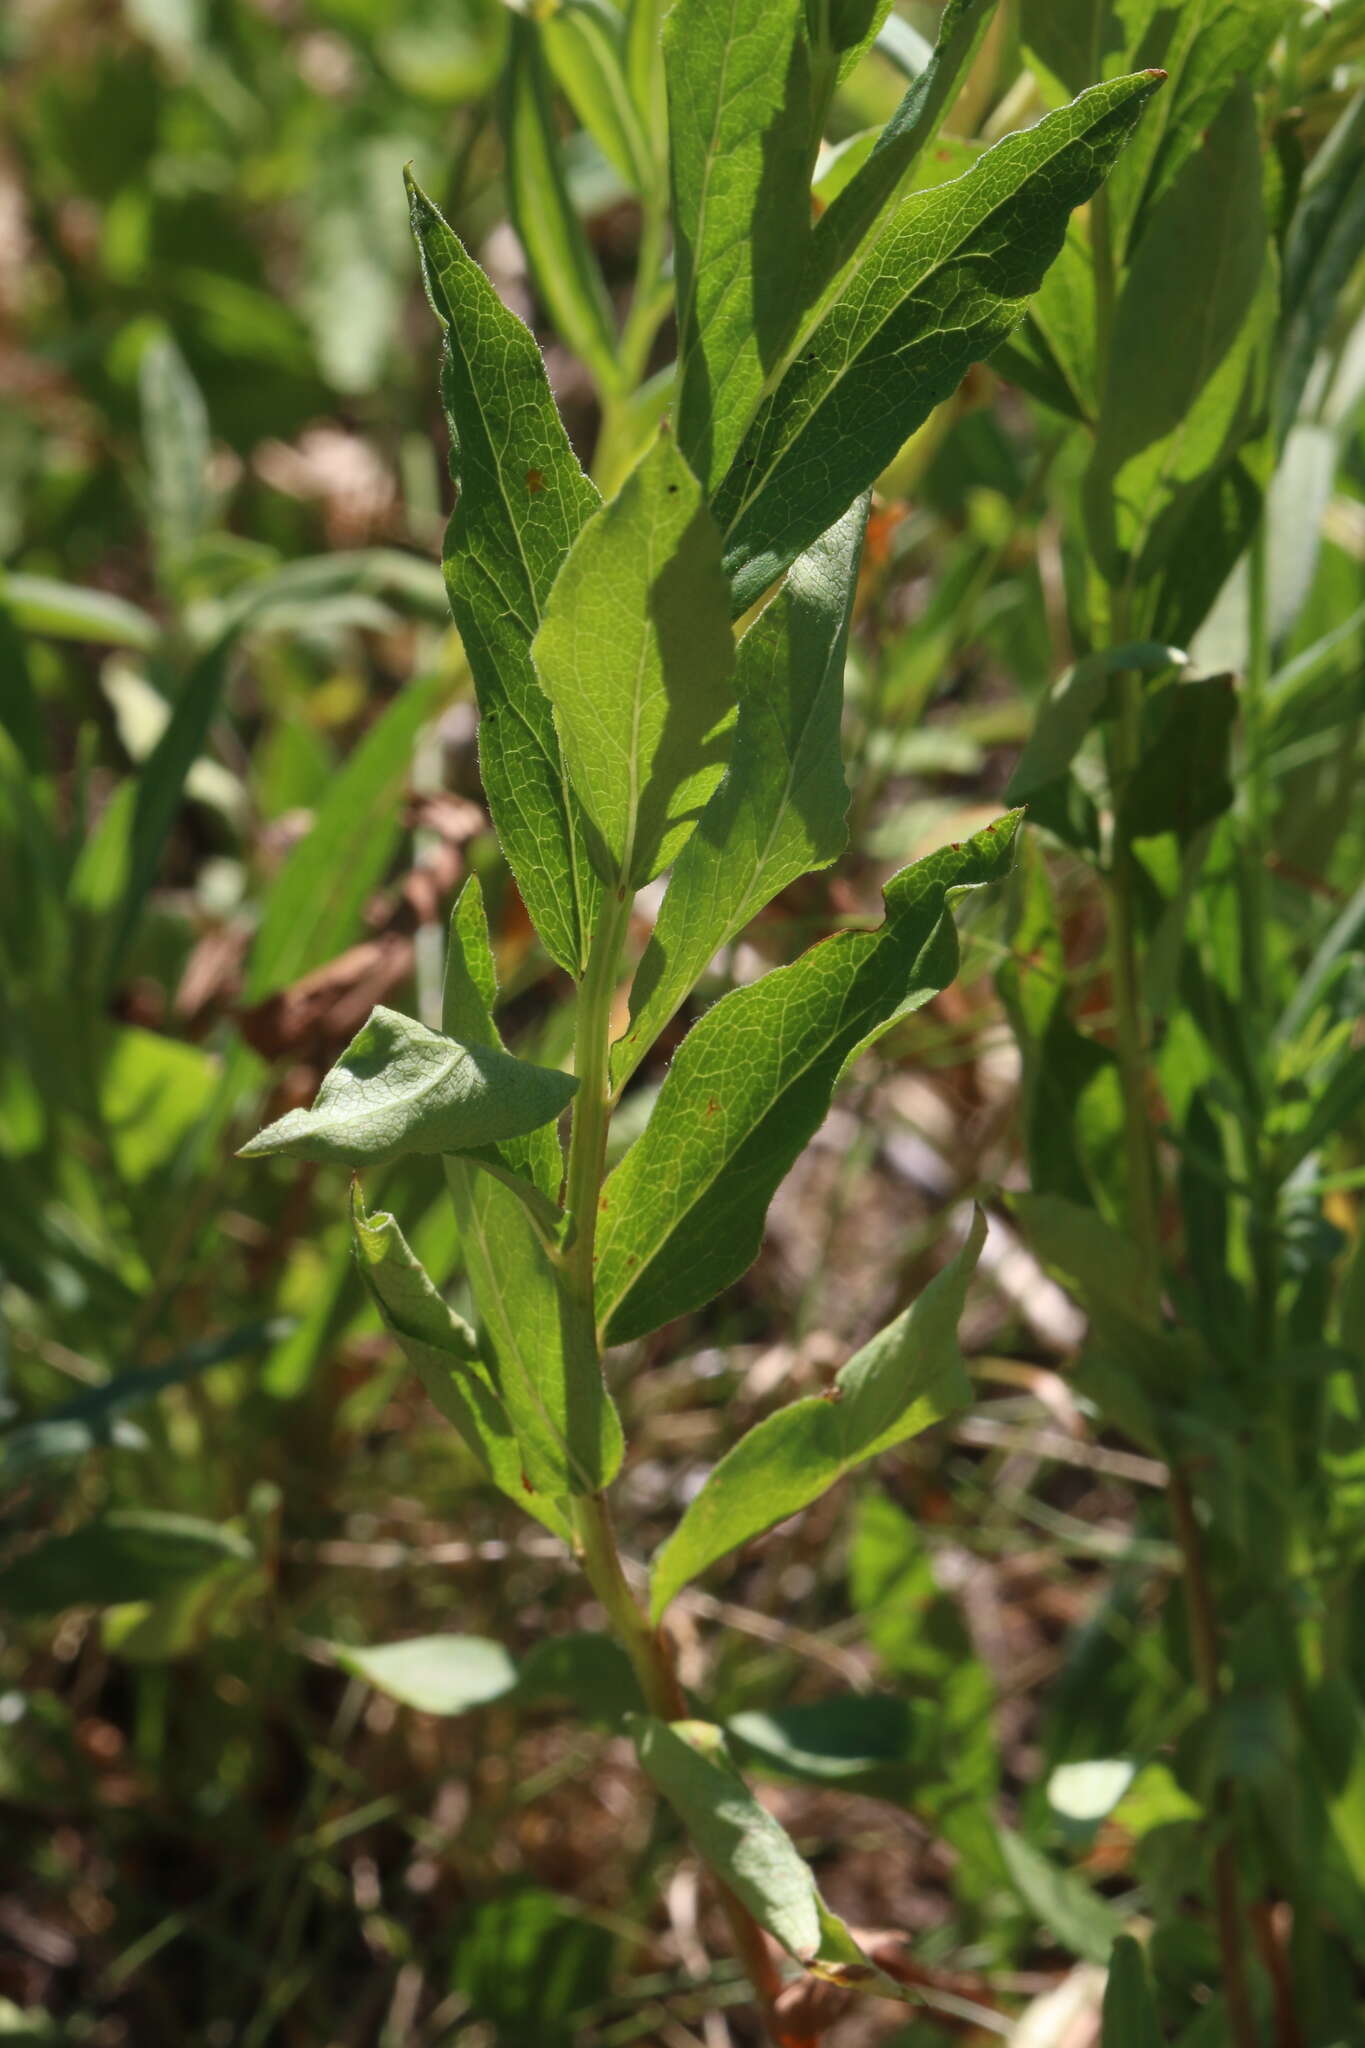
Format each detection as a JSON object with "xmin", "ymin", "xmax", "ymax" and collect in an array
[
  {"xmin": 241, "ymin": 1007, "xmax": 576, "ymax": 1166},
  {"xmin": 245, "ymin": 671, "xmax": 447, "ymax": 1001},
  {"xmin": 408, "ymin": 173, "xmax": 601, "ymax": 975},
  {"xmin": 597, "ymin": 816, "xmax": 1020, "ymax": 1342},
  {"xmin": 614, "ymin": 496, "xmax": 865, "ymax": 1090},
  {"xmin": 649, "ymin": 1210, "xmax": 984, "ymax": 1618},
  {"xmin": 716, "ymin": 71, "xmax": 1165, "ymax": 614},
  {"xmin": 138, "ymin": 332, "xmax": 210, "ymax": 584},
  {"xmin": 532, "ymin": 430, "xmax": 735, "ymax": 887},
  {"xmin": 2, "ymin": 573, "xmax": 160, "ymax": 651}
]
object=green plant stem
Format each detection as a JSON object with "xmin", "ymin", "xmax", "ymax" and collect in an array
[
  {"xmin": 1169, "ymin": 1470, "xmax": 1260, "ymax": 2048},
  {"xmin": 563, "ymin": 886, "xmax": 789, "ymax": 2046},
  {"xmin": 1105, "ymin": 673, "xmax": 1163, "ymax": 1313}
]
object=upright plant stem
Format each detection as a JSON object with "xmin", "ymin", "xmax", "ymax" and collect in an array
[
  {"xmin": 562, "ymin": 887, "xmax": 789, "ymax": 2045},
  {"xmin": 1090, "ymin": 197, "xmax": 1258, "ymax": 2042}
]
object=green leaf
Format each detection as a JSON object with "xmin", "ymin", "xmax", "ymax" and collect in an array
[
  {"xmin": 998, "ymin": 1827, "xmax": 1122, "ymax": 1965},
  {"xmin": 444, "ymin": 1154, "xmax": 622, "ymax": 1496},
  {"xmin": 632, "ymin": 1715, "xmax": 822, "ymax": 1954},
  {"xmin": 809, "ymin": 0, "xmax": 996, "ymax": 290},
  {"xmin": 408, "ymin": 173, "xmax": 601, "ymax": 976},
  {"xmin": 350, "ymin": 1188, "xmax": 570, "ymax": 1538},
  {"xmin": 2, "ymin": 573, "xmax": 159, "ymax": 651},
  {"xmin": 665, "ymin": 0, "xmax": 817, "ymax": 492},
  {"xmin": 0, "ymin": 1511, "xmax": 254, "ymax": 1620},
  {"xmin": 502, "ymin": 16, "xmax": 622, "ymax": 393},
  {"xmin": 649, "ymin": 1210, "xmax": 983, "ymax": 1619},
  {"xmin": 613, "ymin": 495, "xmax": 865, "ymax": 1090},
  {"xmin": 138, "ymin": 330, "xmax": 210, "ymax": 585},
  {"xmin": 240, "ymin": 1006, "xmax": 576, "ymax": 1166},
  {"xmin": 1102, "ymin": 1935, "xmax": 1162, "ymax": 2048},
  {"xmin": 1119, "ymin": 677, "xmax": 1236, "ymax": 842},
  {"xmin": 439, "ymin": 880, "xmax": 619, "ymax": 1498},
  {"xmin": 597, "ymin": 815, "xmax": 1020, "ymax": 1342},
  {"xmin": 1006, "ymin": 642, "xmax": 1186, "ymax": 805},
  {"xmin": 1084, "ymin": 84, "xmax": 1273, "ymax": 588},
  {"xmin": 630, "ymin": 1716, "xmax": 914, "ymax": 1995},
  {"xmin": 716, "ymin": 70, "xmax": 1165, "ymax": 614},
  {"xmin": 532, "ymin": 429, "xmax": 736, "ymax": 888},
  {"xmin": 245, "ymin": 671, "xmax": 447, "ymax": 1002},
  {"xmin": 516, "ymin": 1631, "xmax": 645, "ymax": 1723},
  {"xmin": 728, "ymin": 1694, "xmax": 921, "ymax": 1789},
  {"xmin": 0, "ymin": 1321, "xmax": 289, "ymax": 1483},
  {"xmin": 443, "ymin": 876, "xmax": 563, "ymax": 1204},
  {"xmin": 333, "ymin": 1634, "xmax": 519, "ymax": 1715},
  {"xmin": 1279, "ymin": 93, "xmax": 1365, "ymax": 435},
  {"xmin": 541, "ymin": 0, "xmax": 654, "ymax": 197}
]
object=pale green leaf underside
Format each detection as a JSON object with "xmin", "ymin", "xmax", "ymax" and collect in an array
[
  {"xmin": 649, "ymin": 1209, "xmax": 985, "ymax": 1619},
  {"xmin": 613, "ymin": 495, "xmax": 866, "ymax": 1089},
  {"xmin": 597, "ymin": 814, "xmax": 1021, "ymax": 1342},
  {"xmin": 333, "ymin": 1634, "xmax": 519, "ymax": 1716},
  {"xmin": 350, "ymin": 1189, "xmax": 570, "ymax": 1537},
  {"xmin": 533, "ymin": 430, "xmax": 736, "ymax": 887},
  {"xmin": 240, "ymin": 1006, "xmax": 576, "ymax": 1167},
  {"xmin": 630, "ymin": 1717, "xmax": 917, "ymax": 1996},
  {"xmin": 407, "ymin": 174, "xmax": 601, "ymax": 975},
  {"xmin": 715, "ymin": 70, "xmax": 1165, "ymax": 613}
]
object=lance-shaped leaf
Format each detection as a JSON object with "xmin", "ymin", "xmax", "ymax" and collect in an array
[
  {"xmin": 532, "ymin": 430, "xmax": 736, "ymax": 888},
  {"xmin": 441, "ymin": 885, "xmax": 622, "ymax": 1498},
  {"xmin": 351, "ymin": 1188, "xmax": 570, "ymax": 1538},
  {"xmin": 630, "ymin": 1717, "xmax": 916, "ymax": 1996},
  {"xmin": 542, "ymin": 0, "xmax": 654, "ymax": 197},
  {"xmin": 240, "ymin": 1007, "xmax": 576, "ymax": 1167},
  {"xmin": 502, "ymin": 16, "xmax": 622, "ymax": 394},
  {"xmin": 1102, "ymin": 1935, "xmax": 1163, "ymax": 2048},
  {"xmin": 809, "ymin": 0, "xmax": 996, "ymax": 291},
  {"xmin": 666, "ymin": 0, "xmax": 817, "ymax": 493},
  {"xmin": 650, "ymin": 1210, "xmax": 984, "ymax": 1619},
  {"xmin": 1084, "ymin": 85, "xmax": 1272, "ymax": 588},
  {"xmin": 613, "ymin": 496, "xmax": 866, "ymax": 1090},
  {"xmin": 714, "ymin": 71, "xmax": 1164, "ymax": 615},
  {"xmin": 597, "ymin": 815, "xmax": 1020, "ymax": 1342},
  {"xmin": 407, "ymin": 174, "xmax": 601, "ymax": 975}
]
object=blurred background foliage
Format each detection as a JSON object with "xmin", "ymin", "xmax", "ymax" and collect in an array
[{"xmin": 1, "ymin": 1, "xmax": 1364, "ymax": 2044}]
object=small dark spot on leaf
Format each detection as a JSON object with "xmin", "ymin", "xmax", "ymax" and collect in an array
[
  {"xmin": 666, "ymin": 483, "xmax": 679, "ymax": 494},
  {"xmin": 705, "ymin": 1098, "xmax": 719, "ymax": 1118},
  {"xmin": 521, "ymin": 1470, "xmax": 534, "ymax": 1494},
  {"xmin": 525, "ymin": 467, "xmax": 544, "ymax": 493},
  {"xmin": 626, "ymin": 1254, "xmax": 638, "ymax": 1268},
  {"xmin": 950, "ymin": 841, "xmax": 960, "ymax": 851}
]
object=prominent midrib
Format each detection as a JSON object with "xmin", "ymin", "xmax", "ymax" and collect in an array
[
  {"xmin": 718, "ymin": 90, "xmax": 1130, "ymax": 541},
  {"xmin": 599, "ymin": 912, "xmax": 936, "ymax": 1322}
]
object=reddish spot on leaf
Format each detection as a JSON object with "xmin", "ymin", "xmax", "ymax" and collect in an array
[
  {"xmin": 705, "ymin": 1098, "xmax": 719, "ymax": 1118},
  {"xmin": 525, "ymin": 467, "xmax": 544, "ymax": 493},
  {"xmin": 520, "ymin": 1470, "xmax": 534, "ymax": 1494}
]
